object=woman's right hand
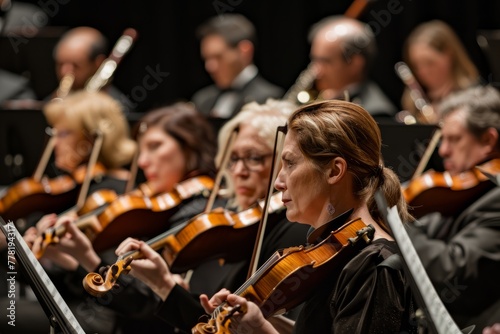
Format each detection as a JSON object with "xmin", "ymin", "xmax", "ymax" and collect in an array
[
  {"xmin": 115, "ymin": 239, "xmax": 179, "ymax": 301},
  {"xmin": 199, "ymin": 290, "xmax": 278, "ymax": 334}
]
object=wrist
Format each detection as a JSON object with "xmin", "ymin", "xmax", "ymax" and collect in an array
[
  {"xmin": 154, "ymin": 273, "xmax": 176, "ymax": 301},
  {"xmin": 80, "ymin": 250, "xmax": 101, "ymax": 272}
]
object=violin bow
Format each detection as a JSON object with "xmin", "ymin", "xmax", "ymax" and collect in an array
[
  {"xmin": 247, "ymin": 124, "xmax": 286, "ymax": 279},
  {"xmin": 32, "ymin": 130, "xmax": 56, "ymax": 182},
  {"xmin": 204, "ymin": 128, "xmax": 238, "ymax": 213},
  {"xmin": 75, "ymin": 130, "xmax": 104, "ymax": 212},
  {"xmin": 125, "ymin": 145, "xmax": 140, "ymax": 194}
]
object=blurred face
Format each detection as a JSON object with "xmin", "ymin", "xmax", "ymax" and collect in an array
[
  {"xmin": 275, "ymin": 131, "xmax": 329, "ymax": 228},
  {"xmin": 311, "ymin": 31, "xmax": 357, "ymax": 93},
  {"xmin": 55, "ymin": 40, "xmax": 100, "ymax": 90},
  {"xmin": 200, "ymin": 34, "xmax": 246, "ymax": 89},
  {"xmin": 53, "ymin": 119, "xmax": 91, "ymax": 172},
  {"xmin": 438, "ymin": 109, "xmax": 490, "ymax": 175},
  {"xmin": 228, "ymin": 124, "xmax": 273, "ymax": 210},
  {"xmin": 409, "ymin": 43, "xmax": 453, "ymax": 92},
  {"xmin": 138, "ymin": 127, "xmax": 186, "ymax": 195}
]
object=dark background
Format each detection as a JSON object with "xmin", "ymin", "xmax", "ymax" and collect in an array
[{"xmin": 2, "ymin": 0, "xmax": 500, "ymax": 112}]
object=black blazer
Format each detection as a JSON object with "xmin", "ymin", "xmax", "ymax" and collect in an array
[
  {"xmin": 408, "ymin": 185, "xmax": 500, "ymax": 331},
  {"xmin": 192, "ymin": 74, "xmax": 284, "ymax": 118}
]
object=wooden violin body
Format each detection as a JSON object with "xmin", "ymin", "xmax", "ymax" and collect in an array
[
  {"xmin": 192, "ymin": 218, "xmax": 375, "ymax": 333},
  {"xmin": 403, "ymin": 159, "xmax": 500, "ymax": 218},
  {"xmin": 35, "ymin": 176, "xmax": 214, "ymax": 260},
  {"xmin": 83, "ymin": 192, "xmax": 283, "ymax": 296},
  {"xmin": 0, "ymin": 163, "xmax": 107, "ymax": 221},
  {"xmin": 33, "ymin": 188, "xmax": 120, "ymax": 259},
  {"xmin": 164, "ymin": 191, "xmax": 284, "ymax": 273},
  {"xmin": 90, "ymin": 176, "xmax": 214, "ymax": 252}
]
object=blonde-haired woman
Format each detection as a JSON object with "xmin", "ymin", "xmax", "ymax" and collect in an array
[
  {"xmin": 43, "ymin": 90, "xmax": 136, "ymax": 174},
  {"xmin": 401, "ymin": 20, "xmax": 479, "ymax": 122}
]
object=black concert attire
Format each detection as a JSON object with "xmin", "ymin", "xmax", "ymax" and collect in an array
[
  {"xmin": 336, "ymin": 80, "xmax": 397, "ymax": 120},
  {"xmin": 408, "ymin": 184, "xmax": 500, "ymax": 332},
  {"xmin": 290, "ymin": 211, "xmax": 417, "ymax": 334},
  {"xmin": 192, "ymin": 65, "xmax": 284, "ymax": 131}
]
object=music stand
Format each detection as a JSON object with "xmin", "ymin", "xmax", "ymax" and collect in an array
[
  {"xmin": 374, "ymin": 191, "xmax": 474, "ymax": 334},
  {"xmin": 0, "ymin": 217, "xmax": 85, "ymax": 334}
]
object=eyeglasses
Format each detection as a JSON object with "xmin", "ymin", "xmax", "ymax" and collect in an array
[
  {"xmin": 48, "ymin": 127, "xmax": 75, "ymax": 139},
  {"xmin": 227, "ymin": 153, "xmax": 273, "ymax": 172}
]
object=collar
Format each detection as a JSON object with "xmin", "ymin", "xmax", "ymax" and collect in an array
[{"xmin": 231, "ymin": 64, "xmax": 258, "ymax": 90}]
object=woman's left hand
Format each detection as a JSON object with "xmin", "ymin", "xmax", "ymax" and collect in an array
[{"xmin": 43, "ymin": 218, "xmax": 100, "ymax": 272}]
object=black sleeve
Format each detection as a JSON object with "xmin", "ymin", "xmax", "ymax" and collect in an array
[
  {"xmin": 407, "ymin": 187, "xmax": 500, "ymax": 314},
  {"xmin": 155, "ymin": 284, "xmax": 206, "ymax": 333}
]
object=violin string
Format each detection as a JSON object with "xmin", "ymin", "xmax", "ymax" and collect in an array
[
  {"xmin": 211, "ymin": 251, "xmax": 282, "ymax": 317},
  {"xmin": 120, "ymin": 221, "xmax": 187, "ymax": 260}
]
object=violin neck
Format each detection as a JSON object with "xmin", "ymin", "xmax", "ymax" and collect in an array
[{"xmin": 120, "ymin": 220, "xmax": 189, "ymax": 260}]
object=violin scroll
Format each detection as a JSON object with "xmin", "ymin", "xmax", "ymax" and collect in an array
[
  {"xmin": 83, "ymin": 257, "xmax": 133, "ymax": 297},
  {"xmin": 192, "ymin": 304, "xmax": 246, "ymax": 334}
]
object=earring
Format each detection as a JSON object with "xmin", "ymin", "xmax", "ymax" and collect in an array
[{"xmin": 327, "ymin": 203, "xmax": 336, "ymax": 216}]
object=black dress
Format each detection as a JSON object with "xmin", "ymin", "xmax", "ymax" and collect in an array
[
  {"xmin": 408, "ymin": 186, "xmax": 500, "ymax": 331},
  {"xmin": 293, "ymin": 212, "xmax": 417, "ymax": 334}
]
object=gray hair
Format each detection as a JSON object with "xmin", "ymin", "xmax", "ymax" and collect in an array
[
  {"xmin": 439, "ymin": 85, "xmax": 500, "ymax": 142},
  {"xmin": 216, "ymin": 99, "xmax": 296, "ymax": 166},
  {"xmin": 216, "ymin": 99, "xmax": 296, "ymax": 202}
]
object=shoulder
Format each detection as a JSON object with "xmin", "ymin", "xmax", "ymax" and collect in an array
[
  {"xmin": 451, "ymin": 185, "xmax": 500, "ymax": 230},
  {"xmin": 192, "ymin": 84, "xmax": 220, "ymax": 102},
  {"xmin": 355, "ymin": 81, "xmax": 397, "ymax": 116},
  {"xmin": 245, "ymin": 75, "xmax": 284, "ymax": 98},
  {"xmin": 344, "ymin": 239, "xmax": 399, "ymax": 272}
]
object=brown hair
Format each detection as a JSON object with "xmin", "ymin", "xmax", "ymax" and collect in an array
[
  {"xmin": 134, "ymin": 102, "xmax": 217, "ymax": 179},
  {"xmin": 287, "ymin": 100, "xmax": 412, "ymax": 230},
  {"xmin": 402, "ymin": 20, "xmax": 479, "ymax": 112}
]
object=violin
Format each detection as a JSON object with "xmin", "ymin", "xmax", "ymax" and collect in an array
[
  {"xmin": 164, "ymin": 191, "xmax": 284, "ymax": 273},
  {"xmin": 403, "ymin": 159, "xmax": 500, "ymax": 218},
  {"xmin": 82, "ymin": 191, "xmax": 284, "ymax": 297},
  {"xmin": 192, "ymin": 218, "xmax": 375, "ymax": 334},
  {"xmin": 0, "ymin": 163, "xmax": 107, "ymax": 221},
  {"xmin": 34, "ymin": 176, "xmax": 214, "ymax": 259},
  {"xmin": 76, "ymin": 188, "xmax": 119, "ymax": 216}
]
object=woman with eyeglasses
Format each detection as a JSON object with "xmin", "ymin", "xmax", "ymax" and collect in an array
[{"xmin": 113, "ymin": 99, "xmax": 310, "ymax": 333}]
